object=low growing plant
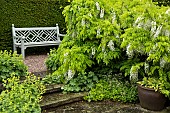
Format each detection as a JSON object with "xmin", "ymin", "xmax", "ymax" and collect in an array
[
  {"xmin": 0, "ymin": 74, "xmax": 45, "ymax": 113},
  {"xmin": 0, "ymin": 50, "xmax": 28, "ymax": 82},
  {"xmin": 62, "ymin": 72, "xmax": 99, "ymax": 92},
  {"xmin": 84, "ymin": 77, "xmax": 138, "ymax": 103}
]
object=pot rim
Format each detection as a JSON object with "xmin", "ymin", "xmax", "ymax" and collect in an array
[{"xmin": 137, "ymin": 84, "xmax": 156, "ymax": 91}]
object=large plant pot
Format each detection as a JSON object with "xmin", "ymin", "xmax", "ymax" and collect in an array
[{"xmin": 137, "ymin": 84, "xmax": 166, "ymax": 111}]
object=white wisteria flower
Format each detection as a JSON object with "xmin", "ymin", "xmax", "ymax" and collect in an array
[
  {"xmin": 154, "ymin": 25, "xmax": 162, "ymax": 38},
  {"xmin": 95, "ymin": 2, "xmax": 100, "ymax": 11},
  {"xmin": 107, "ymin": 40, "xmax": 115, "ymax": 51},
  {"xmin": 112, "ymin": 12, "xmax": 116, "ymax": 23},
  {"xmin": 97, "ymin": 28, "xmax": 101, "ymax": 36},
  {"xmin": 134, "ymin": 16, "xmax": 144, "ymax": 27},
  {"xmin": 102, "ymin": 46, "xmax": 105, "ymax": 52},
  {"xmin": 92, "ymin": 47, "xmax": 95, "ymax": 55},
  {"xmin": 151, "ymin": 21, "xmax": 157, "ymax": 35},
  {"xmin": 130, "ymin": 66, "xmax": 138, "ymax": 83},
  {"xmin": 115, "ymin": 34, "xmax": 119, "ymax": 39},
  {"xmin": 126, "ymin": 44, "xmax": 134, "ymax": 58},
  {"xmin": 160, "ymin": 57, "xmax": 166, "ymax": 68},
  {"xmin": 100, "ymin": 9, "xmax": 104, "ymax": 18},
  {"xmin": 81, "ymin": 19, "xmax": 85, "ymax": 26},
  {"xmin": 164, "ymin": 30, "xmax": 170, "ymax": 37},
  {"xmin": 144, "ymin": 62, "xmax": 149, "ymax": 74},
  {"xmin": 64, "ymin": 52, "xmax": 68, "ymax": 56},
  {"xmin": 67, "ymin": 69, "xmax": 74, "ymax": 81},
  {"xmin": 165, "ymin": 9, "xmax": 170, "ymax": 15},
  {"xmin": 88, "ymin": 13, "xmax": 92, "ymax": 17}
]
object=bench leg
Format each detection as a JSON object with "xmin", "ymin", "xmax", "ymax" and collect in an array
[
  {"xmin": 21, "ymin": 37, "xmax": 25, "ymax": 59},
  {"xmin": 21, "ymin": 47, "xmax": 25, "ymax": 59},
  {"xmin": 13, "ymin": 44, "xmax": 17, "ymax": 52}
]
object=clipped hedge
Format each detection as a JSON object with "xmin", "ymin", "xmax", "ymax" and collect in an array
[
  {"xmin": 153, "ymin": 0, "xmax": 170, "ymax": 6},
  {"xmin": 0, "ymin": 0, "xmax": 69, "ymax": 51}
]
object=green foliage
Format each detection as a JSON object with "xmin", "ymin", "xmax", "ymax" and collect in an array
[
  {"xmin": 0, "ymin": 74, "xmax": 45, "ymax": 113},
  {"xmin": 138, "ymin": 76, "xmax": 170, "ymax": 98},
  {"xmin": 46, "ymin": 0, "xmax": 170, "ymax": 99},
  {"xmin": 84, "ymin": 77, "xmax": 138, "ymax": 103},
  {"xmin": 42, "ymin": 73, "xmax": 65, "ymax": 85},
  {"xmin": 46, "ymin": 0, "xmax": 122, "ymax": 79},
  {"xmin": 119, "ymin": 0, "xmax": 170, "ymax": 97},
  {"xmin": 62, "ymin": 72, "xmax": 99, "ymax": 92},
  {"xmin": 0, "ymin": 0, "xmax": 69, "ymax": 51},
  {"xmin": 0, "ymin": 50, "xmax": 28, "ymax": 82}
]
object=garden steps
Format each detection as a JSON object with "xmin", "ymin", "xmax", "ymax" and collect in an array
[
  {"xmin": 41, "ymin": 84, "xmax": 88, "ymax": 110},
  {"xmin": 44, "ymin": 84, "xmax": 63, "ymax": 94}
]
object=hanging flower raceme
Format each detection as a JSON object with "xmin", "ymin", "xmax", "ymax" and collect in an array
[
  {"xmin": 144, "ymin": 62, "xmax": 149, "ymax": 74},
  {"xmin": 165, "ymin": 9, "xmax": 170, "ymax": 15},
  {"xmin": 151, "ymin": 21, "xmax": 157, "ymax": 36},
  {"xmin": 160, "ymin": 57, "xmax": 167, "ymax": 68},
  {"xmin": 154, "ymin": 25, "xmax": 162, "ymax": 38},
  {"xmin": 130, "ymin": 66, "xmax": 138, "ymax": 83},
  {"xmin": 107, "ymin": 40, "xmax": 115, "ymax": 51},
  {"xmin": 126, "ymin": 44, "xmax": 134, "ymax": 58},
  {"xmin": 91, "ymin": 47, "xmax": 96, "ymax": 56},
  {"xmin": 100, "ymin": 9, "xmax": 104, "ymax": 18},
  {"xmin": 133, "ymin": 16, "xmax": 144, "ymax": 27},
  {"xmin": 95, "ymin": 2, "xmax": 100, "ymax": 11},
  {"xmin": 66, "ymin": 69, "xmax": 75, "ymax": 81},
  {"xmin": 81, "ymin": 19, "xmax": 85, "ymax": 26},
  {"xmin": 97, "ymin": 28, "xmax": 101, "ymax": 36},
  {"xmin": 112, "ymin": 11, "xmax": 116, "ymax": 24}
]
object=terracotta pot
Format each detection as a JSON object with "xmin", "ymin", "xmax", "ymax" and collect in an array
[{"xmin": 137, "ymin": 84, "xmax": 166, "ymax": 111}]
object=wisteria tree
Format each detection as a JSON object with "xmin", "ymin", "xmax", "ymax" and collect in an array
[{"xmin": 46, "ymin": 0, "xmax": 170, "ymax": 84}]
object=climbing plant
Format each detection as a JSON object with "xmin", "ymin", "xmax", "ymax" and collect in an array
[
  {"xmin": 46, "ymin": 0, "xmax": 122, "ymax": 80},
  {"xmin": 46, "ymin": 0, "xmax": 170, "ymax": 87}
]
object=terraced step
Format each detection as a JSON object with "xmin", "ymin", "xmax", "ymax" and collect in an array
[
  {"xmin": 40, "ymin": 92, "xmax": 87, "ymax": 110},
  {"xmin": 44, "ymin": 84, "xmax": 63, "ymax": 94}
]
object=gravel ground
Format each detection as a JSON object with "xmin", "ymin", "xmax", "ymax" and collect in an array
[{"xmin": 24, "ymin": 54, "xmax": 48, "ymax": 73}]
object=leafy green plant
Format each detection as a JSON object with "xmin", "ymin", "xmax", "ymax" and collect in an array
[
  {"xmin": 84, "ymin": 77, "xmax": 138, "ymax": 103},
  {"xmin": 0, "ymin": 74, "xmax": 45, "ymax": 113},
  {"xmin": 119, "ymin": 0, "xmax": 170, "ymax": 97},
  {"xmin": 62, "ymin": 72, "xmax": 99, "ymax": 92},
  {"xmin": 0, "ymin": 50, "xmax": 28, "ymax": 82},
  {"xmin": 46, "ymin": 0, "xmax": 170, "ymax": 98},
  {"xmin": 46, "ymin": 0, "xmax": 122, "ymax": 79},
  {"xmin": 42, "ymin": 73, "xmax": 65, "ymax": 85}
]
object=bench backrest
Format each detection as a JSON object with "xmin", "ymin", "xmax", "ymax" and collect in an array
[{"xmin": 12, "ymin": 24, "xmax": 60, "ymax": 44}]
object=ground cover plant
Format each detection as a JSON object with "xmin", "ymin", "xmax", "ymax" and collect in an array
[
  {"xmin": 45, "ymin": 0, "xmax": 170, "ymax": 102},
  {"xmin": 0, "ymin": 74, "xmax": 45, "ymax": 113},
  {"xmin": 0, "ymin": 50, "xmax": 28, "ymax": 82}
]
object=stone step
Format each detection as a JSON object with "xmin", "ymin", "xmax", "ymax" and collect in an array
[
  {"xmin": 44, "ymin": 84, "xmax": 63, "ymax": 95},
  {"xmin": 40, "ymin": 92, "xmax": 87, "ymax": 110}
]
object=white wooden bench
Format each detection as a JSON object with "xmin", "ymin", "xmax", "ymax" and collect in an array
[{"xmin": 12, "ymin": 24, "xmax": 65, "ymax": 58}]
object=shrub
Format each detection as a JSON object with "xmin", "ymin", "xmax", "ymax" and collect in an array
[
  {"xmin": 0, "ymin": 74, "xmax": 45, "ymax": 113},
  {"xmin": 84, "ymin": 77, "xmax": 138, "ymax": 103},
  {"xmin": 46, "ymin": 0, "xmax": 170, "ymax": 96},
  {"xmin": 0, "ymin": 50, "xmax": 28, "ymax": 82},
  {"xmin": 46, "ymin": 0, "xmax": 122, "ymax": 79}
]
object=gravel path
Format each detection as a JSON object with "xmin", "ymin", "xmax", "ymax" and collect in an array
[{"xmin": 24, "ymin": 54, "xmax": 48, "ymax": 73}]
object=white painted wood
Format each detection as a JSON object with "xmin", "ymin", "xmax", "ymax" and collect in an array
[{"xmin": 12, "ymin": 24, "xmax": 65, "ymax": 59}]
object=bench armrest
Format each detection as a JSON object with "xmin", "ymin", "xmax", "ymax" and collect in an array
[
  {"xmin": 13, "ymin": 36, "xmax": 26, "ymax": 40},
  {"xmin": 59, "ymin": 33, "xmax": 66, "ymax": 37}
]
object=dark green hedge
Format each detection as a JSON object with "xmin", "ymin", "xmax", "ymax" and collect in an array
[
  {"xmin": 0, "ymin": 0, "xmax": 69, "ymax": 51},
  {"xmin": 153, "ymin": 0, "xmax": 170, "ymax": 6}
]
